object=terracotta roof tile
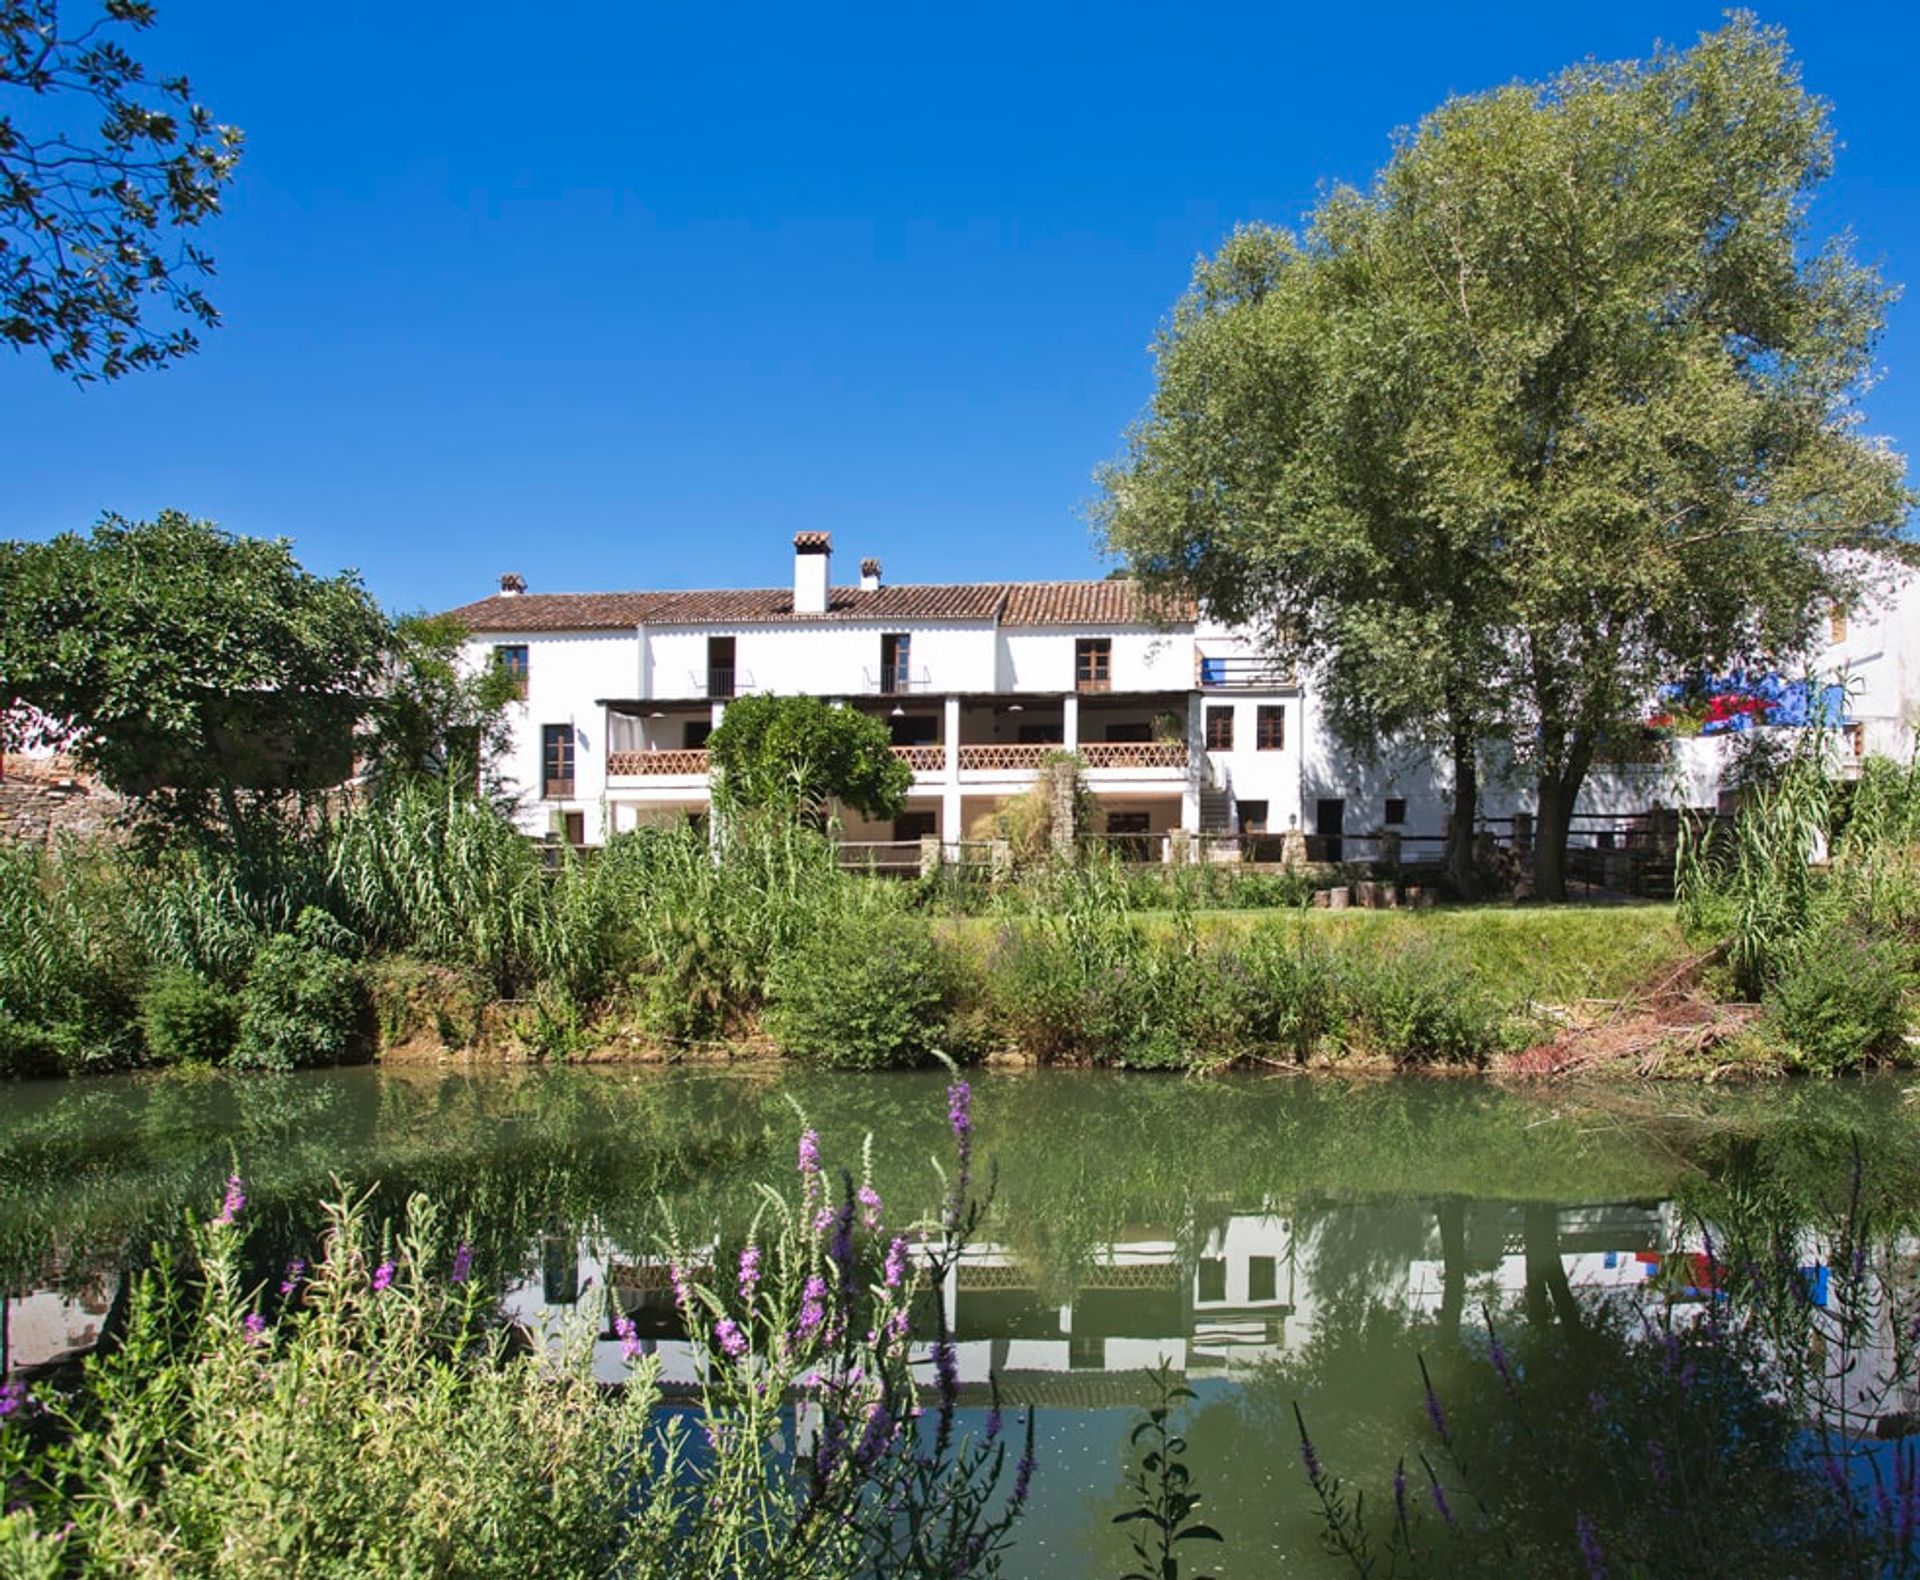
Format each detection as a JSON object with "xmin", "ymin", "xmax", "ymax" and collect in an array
[{"xmin": 443, "ymin": 578, "xmax": 1194, "ymax": 633}]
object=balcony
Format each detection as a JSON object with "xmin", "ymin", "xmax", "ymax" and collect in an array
[
  {"xmin": 890, "ymin": 745, "xmax": 946, "ymax": 773},
  {"xmin": 607, "ymin": 749, "xmax": 710, "ymax": 777},
  {"xmin": 1078, "ymin": 742, "xmax": 1188, "ymax": 771},
  {"xmin": 687, "ymin": 668, "xmax": 756, "ymax": 700},
  {"xmin": 544, "ymin": 777, "xmax": 575, "ymax": 799},
  {"xmin": 865, "ymin": 666, "xmax": 934, "ymax": 696},
  {"xmin": 957, "ymin": 743, "xmax": 1050, "ymax": 772},
  {"xmin": 1197, "ymin": 655, "xmax": 1293, "ymax": 690}
]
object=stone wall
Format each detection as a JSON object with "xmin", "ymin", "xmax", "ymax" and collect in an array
[{"xmin": 0, "ymin": 755, "xmax": 125, "ymax": 847}]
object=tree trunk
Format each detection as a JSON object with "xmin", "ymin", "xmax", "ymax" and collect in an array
[
  {"xmin": 1531, "ymin": 745, "xmax": 1593, "ymax": 903},
  {"xmin": 1523, "ymin": 1202, "xmax": 1582, "ymax": 1331},
  {"xmin": 1443, "ymin": 728, "xmax": 1480, "ymax": 900}
]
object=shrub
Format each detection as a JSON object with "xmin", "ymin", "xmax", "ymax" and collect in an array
[
  {"xmin": 232, "ymin": 910, "xmax": 365, "ymax": 1072},
  {"xmin": 1763, "ymin": 926, "xmax": 1910, "ymax": 1074},
  {"xmin": 1345, "ymin": 947, "xmax": 1505, "ymax": 1066},
  {"xmin": 139, "ymin": 969, "xmax": 240, "ymax": 1065},
  {"xmin": 1235, "ymin": 925, "xmax": 1347, "ymax": 1062},
  {"xmin": 764, "ymin": 903, "xmax": 950, "ymax": 1069}
]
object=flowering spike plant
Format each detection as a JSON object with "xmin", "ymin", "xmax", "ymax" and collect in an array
[
  {"xmin": 0, "ymin": 1087, "xmax": 1032, "ymax": 1577},
  {"xmin": 657, "ymin": 1086, "xmax": 1029, "ymax": 1577}
]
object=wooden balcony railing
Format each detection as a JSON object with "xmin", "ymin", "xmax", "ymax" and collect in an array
[
  {"xmin": 606, "ymin": 749, "xmax": 711, "ymax": 776},
  {"xmin": 957, "ymin": 743, "xmax": 1050, "ymax": 772},
  {"xmin": 544, "ymin": 778, "xmax": 575, "ymax": 800},
  {"xmin": 890, "ymin": 745, "xmax": 947, "ymax": 773},
  {"xmin": 1079, "ymin": 742, "xmax": 1188, "ymax": 771}
]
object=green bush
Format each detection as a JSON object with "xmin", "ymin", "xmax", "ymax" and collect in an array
[
  {"xmin": 1764, "ymin": 927, "xmax": 1910, "ymax": 1074},
  {"xmin": 232, "ymin": 910, "xmax": 365, "ymax": 1073},
  {"xmin": 139, "ymin": 969, "xmax": 240, "ymax": 1066},
  {"xmin": 764, "ymin": 903, "xmax": 951, "ymax": 1069},
  {"xmin": 1345, "ymin": 947, "xmax": 1505, "ymax": 1066},
  {"xmin": 1234, "ymin": 926, "xmax": 1347, "ymax": 1062}
]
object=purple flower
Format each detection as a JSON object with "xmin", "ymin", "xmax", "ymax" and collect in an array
[
  {"xmin": 614, "ymin": 1313, "xmax": 641, "ymax": 1362},
  {"xmin": 1648, "ymin": 1439, "xmax": 1668, "ymax": 1486},
  {"xmin": 371, "ymin": 1260, "xmax": 395, "ymax": 1293},
  {"xmin": 737, "ymin": 1244, "xmax": 761, "ymax": 1302},
  {"xmin": 1298, "ymin": 1428, "xmax": 1322, "ymax": 1483},
  {"xmin": 884, "ymin": 1236, "xmax": 909, "ymax": 1289},
  {"xmin": 948, "ymin": 1081, "xmax": 973, "ymax": 1140},
  {"xmin": 1576, "ymin": 1513, "xmax": 1605, "ymax": 1579},
  {"xmin": 714, "ymin": 1318, "xmax": 748, "ymax": 1359},
  {"xmin": 0, "ymin": 1378, "xmax": 28, "ymax": 1419},
  {"xmin": 215, "ymin": 1174, "xmax": 246, "ymax": 1227},
  {"xmin": 1488, "ymin": 1334, "xmax": 1514, "ymax": 1393},
  {"xmin": 1678, "ymin": 1361, "xmax": 1698, "ymax": 1396},
  {"xmin": 1427, "ymin": 1465, "xmax": 1454, "ymax": 1527},
  {"xmin": 857, "ymin": 1182, "xmax": 883, "ymax": 1231},
  {"xmin": 243, "ymin": 1312, "xmax": 267, "ymax": 1345},
  {"xmin": 932, "ymin": 1336, "xmax": 959, "ymax": 1407},
  {"xmin": 450, "ymin": 1243, "xmax": 473, "ymax": 1285},
  {"xmin": 828, "ymin": 1199, "xmax": 856, "ymax": 1292},
  {"xmin": 798, "ymin": 1129, "xmax": 821, "ymax": 1175},
  {"xmin": 1588, "ymin": 1389, "xmax": 1608, "ymax": 1416},
  {"xmin": 986, "ymin": 1406, "xmax": 1003, "ymax": 1441},
  {"xmin": 1393, "ymin": 1460, "xmax": 1408, "ymax": 1524},
  {"xmin": 1011, "ymin": 1450, "xmax": 1035, "ymax": 1512},
  {"xmin": 797, "ymin": 1275, "xmax": 828, "ymax": 1339},
  {"xmin": 853, "ymin": 1403, "xmax": 894, "ymax": 1469},
  {"xmin": 278, "ymin": 1258, "xmax": 305, "ymax": 1297},
  {"xmin": 670, "ymin": 1263, "xmax": 694, "ymax": 1312}
]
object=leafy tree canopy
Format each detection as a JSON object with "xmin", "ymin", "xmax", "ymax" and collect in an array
[
  {"xmin": 2, "ymin": 0, "xmax": 243, "ymax": 380},
  {"xmin": 706, "ymin": 693, "xmax": 911, "ymax": 824},
  {"xmin": 359, "ymin": 613, "xmax": 521, "ymax": 800},
  {"xmin": 1098, "ymin": 15, "xmax": 1911, "ymax": 899},
  {"xmin": 0, "ymin": 511, "xmax": 389, "ymax": 839}
]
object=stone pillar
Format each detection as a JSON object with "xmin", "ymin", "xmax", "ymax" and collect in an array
[
  {"xmin": 1045, "ymin": 757, "xmax": 1079, "ymax": 863},
  {"xmin": 990, "ymin": 837, "xmax": 1013, "ymax": 880},
  {"xmin": 919, "ymin": 834, "xmax": 942, "ymax": 879},
  {"xmin": 1281, "ymin": 827, "xmax": 1308, "ymax": 870}
]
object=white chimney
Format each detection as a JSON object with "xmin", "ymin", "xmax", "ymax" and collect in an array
[
  {"xmin": 859, "ymin": 557, "xmax": 881, "ymax": 592},
  {"xmin": 499, "ymin": 572, "xmax": 526, "ymax": 597},
  {"xmin": 793, "ymin": 532, "xmax": 831, "ymax": 614}
]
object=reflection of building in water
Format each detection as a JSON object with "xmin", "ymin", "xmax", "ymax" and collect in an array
[
  {"xmin": 503, "ymin": 1201, "xmax": 1726, "ymax": 1403},
  {"xmin": 3, "ymin": 1272, "xmax": 120, "ymax": 1373}
]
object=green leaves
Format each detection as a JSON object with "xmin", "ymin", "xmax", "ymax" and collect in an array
[
  {"xmin": 1114, "ymin": 1362, "xmax": 1224, "ymax": 1580},
  {"xmin": 706, "ymin": 692, "xmax": 913, "ymax": 824}
]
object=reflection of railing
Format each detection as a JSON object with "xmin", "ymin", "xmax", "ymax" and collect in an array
[
  {"xmin": 1079, "ymin": 742, "xmax": 1188, "ymax": 770},
  {"xmin": 958, "ymin": 744, "xmax": 1049, "ymax": 772},
  {"xmin": 606, "ymin": 750, "xmax": 710, "ymax": 776},
  {"xmin": 890, "ymin": 745, "xmax": 946, "ymax": 773}
]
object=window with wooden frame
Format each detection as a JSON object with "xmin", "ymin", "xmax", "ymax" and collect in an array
[
  {"xmin": 493, "ymin": 644, "xmax": 529, "ymax": 699},
  {"xmin": 542, "ymin": 724, "xmax": 575, "ymax": 799},
  {"xmin": 1074, "ymin": 638, "xmax": 1112, "ymax": 693},
  {"xmin": 1205, "ymin": 706, "xmax": 1234, "ymax": 750},
  {"xmin": 1255, "ymin": 705, "xmax": 1285, "ymax": 750},
  {"xmin": 880, "ymin": 632, "xmax": 912, "ymax": 694}
]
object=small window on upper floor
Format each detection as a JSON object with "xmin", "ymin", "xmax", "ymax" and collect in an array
[
  {"xmin": 494, "ymin": 644, "xmax": 529, "ymax": 699},
  {"xmin": 1384, "ymin": 798, "xmax": 1407, "ymax": 827},
  {"xmin": 1197, "ymin": 1258, "xmax": 1228, "ymax": 1304},
  {"xmin": 1248, "ymin": 1255, "xmax": 1278, "ymax": 1304},
  {"xmin": 1075, "ymin": 638, "xmax": 1112, "ymax": 693},
  {"xmin": 1830, "ymin": 604, "xmax": 1850, "ymax": 645},
  {"xmin": 1205, "ymin": 706, "xmax": 1235, "ymax": 751},
  {"xmin": 1256, "ymin": 705, "xmax": 1286, "ymax": 751}
]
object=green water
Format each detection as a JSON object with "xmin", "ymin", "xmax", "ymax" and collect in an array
[{"xmin": 4, "ymin": 1065, "xmax": 1917, "ymax": 1575}]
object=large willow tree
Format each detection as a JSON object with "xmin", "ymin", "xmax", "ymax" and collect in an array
[{"xmin": 1099, "ymin": 15, "xmax": 1910, "ymax": 899}]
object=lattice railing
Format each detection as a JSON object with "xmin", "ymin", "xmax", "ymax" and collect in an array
[
  {"xmin": 890, "ymin": 745, "xmax": 947, "ymax": 773},
  {"xmin": 1080, "ymin": 742, "xmax": 1188, "ymax": 770},
  {"xmin": 957, "ymin": 744, "xmax": 1049, "ymax": 772},
  {"xmin": 606, "ymin": 750, "xmax": 711, "ymax": 776}
]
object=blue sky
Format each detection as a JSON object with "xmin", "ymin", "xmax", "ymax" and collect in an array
[{"xmin": 3, "ymin": 3, "xmax": 1916, "ymax": 613}]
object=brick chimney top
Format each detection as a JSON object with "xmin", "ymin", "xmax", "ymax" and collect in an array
[
  {"xmin": 498, "ymin": 573, "xmax": 526, "ymax": 596},
  {"xmin": 859, "ymin": 557, "xmax": 881, "ymax": 591},
  {"xmin": 792, "ymin": 531, "xmax": 832, "ymax": 554}
]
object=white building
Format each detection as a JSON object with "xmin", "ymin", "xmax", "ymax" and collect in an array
[
  {"xmin": 446, "ymin": 533, "xmax": 1919, "ymax": 855},
  {"xmin": 447, "ymin": 533, "xmax": 1309, "ymax": 852}
]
